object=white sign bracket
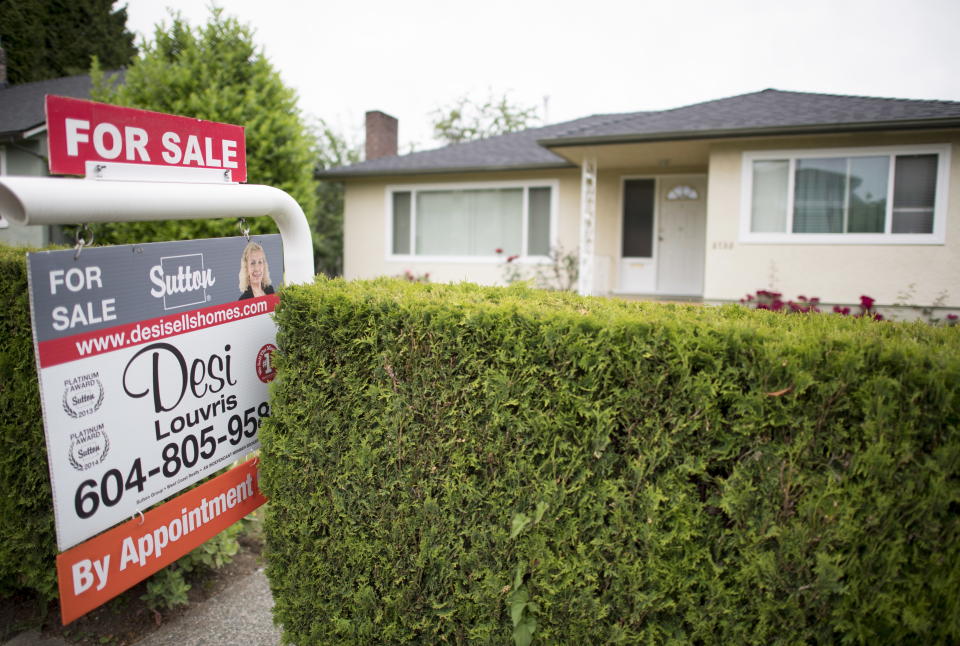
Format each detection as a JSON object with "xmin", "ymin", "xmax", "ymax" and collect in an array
[{"xmin": 85, "ymin": 161, "xmax": 235, "ymax": 184}]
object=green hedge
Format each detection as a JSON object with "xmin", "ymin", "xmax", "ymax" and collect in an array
[
  {"xmin": 0, "ymin": 245, "xmax": 59, "ymax": 599},
  {"xmin": 262, "ymin": 278, "xmax": 960, "ymax": 645}
]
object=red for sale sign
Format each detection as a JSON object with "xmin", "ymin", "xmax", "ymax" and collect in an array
[{"xmin": 45, "ymin": 95, "xmax": 247, "ymax": 182}]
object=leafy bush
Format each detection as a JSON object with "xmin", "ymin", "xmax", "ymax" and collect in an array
[
  {"xmin": 0, "ymin": 245, "xmax": 59, "ymax": 600},
  {"xmin": 262, "ymin": 277, "xmax": 960, "ymax": 645},
  {"xmin": 141, "ymin": 519, "xmax": 246, "ymax": 611}
]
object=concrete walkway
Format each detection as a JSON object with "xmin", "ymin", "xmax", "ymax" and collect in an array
[
  {"xmin": 136, "ymin": 567, "xmax": 281, "ymax": 646},
  {"xmin": 4, "ymin": 568, "xmax": 281, "ymax": 646}
]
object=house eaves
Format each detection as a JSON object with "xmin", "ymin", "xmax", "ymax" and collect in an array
[{"xmin": 317, "ymin": 160, "xmax": 575, "ymax": 179}]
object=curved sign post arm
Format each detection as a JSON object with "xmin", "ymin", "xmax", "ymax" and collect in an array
[{"xmin": 0, "ymin": 177, "xmax": 314, "ymax": 286}]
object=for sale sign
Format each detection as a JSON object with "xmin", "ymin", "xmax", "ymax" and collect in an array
[
  {"xmin": 45, "ymin": 95, "xmax": 247, "ymax": 181},
  {"xmin": 27, "ymin": 235, "xmax": 282, "ymax": 550}
]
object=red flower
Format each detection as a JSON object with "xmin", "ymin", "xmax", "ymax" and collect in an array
[
  {"xmin": 860, "ymin": 295, "xmax": 875, "ymax": 310},
  {"xmin": 495, "ymin": 248, "xmax": 503, "ymax": 254},
  {"xmin": 948, "ymin": 314, "xmax": 958, "ymax": 321},
  {"xmin": 506, "ymin": 255, "xmax": 519, "ymax": 263}
]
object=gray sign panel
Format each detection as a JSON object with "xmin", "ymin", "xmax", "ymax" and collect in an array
[{"xmin": 27, "ymin": 235, "xmax": 283, "ymax": 344}]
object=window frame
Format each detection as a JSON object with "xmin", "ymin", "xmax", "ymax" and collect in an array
[
  {"xmin": 385, "ymin": 179, "xmax": 560, "ymax": 262},
  {"xmin": 739, "ymin": 144, "xmax": 950, "ymax": 245}
]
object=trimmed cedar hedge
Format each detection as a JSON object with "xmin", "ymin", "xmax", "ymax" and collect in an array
[
  {"xmin": 262, "ymin": 277, "xmax": 960, "ymax": 646},
  {"xmin": 0, "ymin": 245, "xmax": 59, "ymax": 599}
]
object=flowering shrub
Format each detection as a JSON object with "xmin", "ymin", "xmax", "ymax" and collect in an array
[
  {"xmin": 740, "ymin": 290, "xmax": 821, "ymax": 314},
  {"xmin": 831, "ymin": 295, "xmax": 883, "ymax": 321},
  {"xmin": 398, "ymin": 270, "xmax": 430, "ymax": 283},
  {"xmin": 496, "ymin": 247, "xmax": 579, "ymax": 292},
  {"xmin": 741, "ymin": 292, "xmax": 883, "ymax": 320}
]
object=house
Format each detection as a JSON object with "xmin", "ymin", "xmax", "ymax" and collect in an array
[
  {"xmin": 322, "ymin": 90, "xmax": 960, "ymax": 316},
  {"xmin": 0, "ymin": 55, "xmax": 109, "ymax": 246}
]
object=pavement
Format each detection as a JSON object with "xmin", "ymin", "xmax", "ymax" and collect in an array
[{"xmin": 4, "ymin": 567, "xmax": 282, "ymax": 646}]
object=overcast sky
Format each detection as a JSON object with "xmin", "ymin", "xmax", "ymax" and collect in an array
[{"xmin": 122, "ymin": 0, "xmax": 960, "ymax": 152}]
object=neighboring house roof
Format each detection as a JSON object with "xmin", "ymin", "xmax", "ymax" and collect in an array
[
  {"xmin": 322, "ymin": 89, "xmax": 960, "ymax": 178},
  {"xmin": 0, "ymin": 72, "xmax": 122, "ymax": 140}
]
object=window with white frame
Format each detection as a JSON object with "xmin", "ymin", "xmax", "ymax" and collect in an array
[
  {"xmin": 741, "ymin": 145, "xmax": 950, "ymax": 243},
  {"xmin": 388, "ymin": 182, "xmax": 555, "ymax": 258}
]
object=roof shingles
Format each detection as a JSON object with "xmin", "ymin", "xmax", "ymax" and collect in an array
[{"xmin": 323, "ymin": 89, "xmax": 960, "ymax": 177}]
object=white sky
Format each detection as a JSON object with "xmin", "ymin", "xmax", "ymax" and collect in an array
[{"xmin": 122, "ymin": 0, "xmax": 960, "ymax": 152}]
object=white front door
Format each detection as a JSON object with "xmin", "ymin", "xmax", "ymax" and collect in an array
[
  {"xmin": 655, "ymin": 177, "xmax": 706, "ymax": 296},
  {"xmin": 618, "ymin": 175, "xmax": 706, "ymax": 295}
]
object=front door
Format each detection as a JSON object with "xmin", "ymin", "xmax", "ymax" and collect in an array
[
  {"xmin": 655, "ymin": 176, "xmax": 706, "ymax": 296},
  {"xmin": 618, "ymin": 175, "xmax": 707, "ymax": 295}
]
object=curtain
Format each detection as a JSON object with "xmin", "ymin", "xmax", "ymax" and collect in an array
[
  {"xmin": 416, "ymin": 188, "xmax": 522, "ymax": 255},
  {"xmin": 527, "ymin": 187, "xmax": 551, "ymax": 255},
  {"xmin": 392, "ymin": 192, "xmax": 412, "ymax": 254},
  {"xmin": 751, "ymin": 160, "xmax": 789, "ymax": 232},
  {"xmin": 794, "ymin": 157, "xmax": 845, "ymax": 233}
]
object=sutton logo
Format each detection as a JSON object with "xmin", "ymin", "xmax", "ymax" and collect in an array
[
  {"xmin": 149, "ymin": 253, "xmax": 215, "ymax": 310},
  {"xmin": 62, "ymin": 372, "xmax": 104, "ymax": 418},
  {"xmin": 68, "ymin": 423, "xmax": 110, "ymax": 471}
]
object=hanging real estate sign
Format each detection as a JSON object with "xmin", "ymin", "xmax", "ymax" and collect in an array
[{"xmin": 27, "ymin": 235, "xmax": 283, "ymax": 551}]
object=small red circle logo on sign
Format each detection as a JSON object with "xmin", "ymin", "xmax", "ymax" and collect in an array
[{"xmin": 256, "ymin": 344, "xmax": 277, "ymax": 383}]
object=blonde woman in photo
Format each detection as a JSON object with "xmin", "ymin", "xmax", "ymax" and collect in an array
[{"xmin": 238, "ymin": 241, "xmax": 274, "ymax": 299}]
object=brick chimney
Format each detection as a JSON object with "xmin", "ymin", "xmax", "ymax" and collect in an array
[{"xmin": 365, "ymin": 111, "xmax": 398, "ymax": 160}]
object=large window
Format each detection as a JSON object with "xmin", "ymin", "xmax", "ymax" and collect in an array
[
  {"xmin": 741, "ymin": 145, "xmax": 949, "ymax": 244},
  {"xmin": 388, "ymin": 181, "xmax": 556, "ymax": 259}
]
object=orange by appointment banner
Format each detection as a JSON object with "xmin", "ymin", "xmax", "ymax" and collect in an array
[{"xmin": 56, "ymin": 457, "xmax": 266, "ymax": 624}]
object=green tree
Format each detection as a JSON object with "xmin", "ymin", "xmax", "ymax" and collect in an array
[
  {"xmin": 0, "ymin": 0, "xmax": 136, "ymax": 84},
  {"xmin": 431, "ymin": 91, "xmax": 541, "ymax": 144},
  {"xmin": 312, "ymin": 121, "xmax": 361, "ymax": 276},
  {"xmin": 90, "ymin": 8, "xmax": 318, "ymax": 253}
]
